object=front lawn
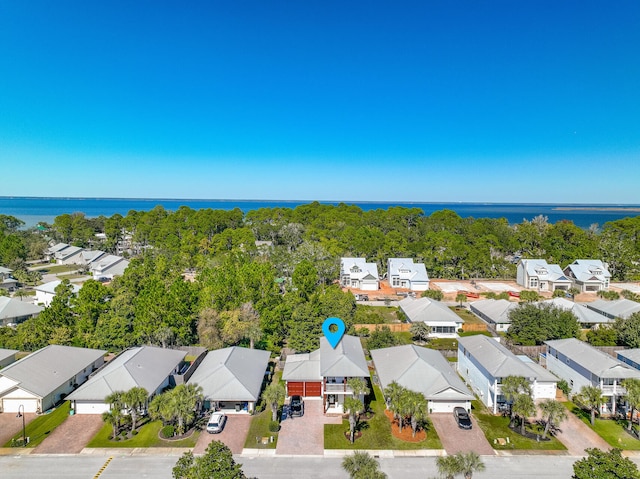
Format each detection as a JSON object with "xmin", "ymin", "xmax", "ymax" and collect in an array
[
  {"xmin": 244, "ymin": 409, "xmax": 278, "ymax": 449},
  {"xmin": 472, "ymin": 400, "xmax": 566, "ymax": 451},
  {"xmin": 87, "ymin": 419, "xmax": 199, "ymax": 448},
  {"xmin": 34, "ymin": 264, "xmax": 78, "ymax": 274},
  {"xmin": 325, "ymin": 385, "xmax": 442, "ymax": 450},
  {"xmin": 564, "ymin": 401, "xmax": 640, "ymax": 450},
  {"xmin": 354, "ymin": 305, "xmax": 400, "ymax": 324},
  {"xmin": 5, "ymin": 401, "xmax": 71, "ymax": 448}
]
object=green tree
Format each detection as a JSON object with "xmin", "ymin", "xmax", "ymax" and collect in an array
[
  {"xmin": 586, "ymin": 325, "xmax": 619, "ymax": 346},
  {"xmin": 410, "ymin": 322, "xmax": 430, "ymax": 342},
  {"xmin": 538, "ymin": 399, "xmax": 568, "ymax": 439},
  {"xmin": 366, "ymin": 326, "xmax": 399, "ymax": 350},
  {"xmin": 170, "ymin": 383, "xmax": 204, "ymax": 435},
  {"xmin": 436, "ymin": 455, "xmax": 460, "ymax": 479},
  {"xmin": 263, "ymin": 382, "xmax": 285, "ymax": 422},
  {"xmin": 622, "ymin": 378, "xmax": 640, "ymax": 431},
  {"xmin": 102, "ymin": 408, "xmax": 123, "ymax": 440},
  {"xmin": 173, "ymin": 440, "xmax": 250, "ymax": 479},
  {"xmin": 455, "ymin": 293, "xmax": 467, "ymax": 307},
  {"xmin": 578, "ymin": 385, "xmax": 605, "ymax": 426},
  {"xmin": 457, "ymin": 451, "xmax": 486, "ymax": 479},
  {"xmin": 507, "ymin": 303, "xmax": 580, "ymax": 345},
  {"xmin": 500, "ymin": 376, "xmax": 532, "ymax": 426},
  {"xmin": 123, "ymin": 387, "xmax": 149, "ymax": 433},
  {"xmin": 617, "ymin": 313, "xmax": 640, "ymax": 348},
  {"xmin": 512, "ymin": 393, "xmax": 536, "ymax": 435},
  {"xmin": 342, "ymin": 451, "xmax": 386, "ymax": 479},
  {"xmin": 344, "ymin": 396, "xmax": 364, "ymax": 443},
  {"xmin": 572, "ymin": 448, "xmax": 640, "ymax": 479},
  {"xmin": 519, "ymin": 290, "xmax": 540, "ymax": 302},
  {"xmin": 405, "ymin": 389, "xmax": 428, "ymax": 438},
  {"xmin": 421, "ymin": 289, "xmax": 444, "ymax": 301}
]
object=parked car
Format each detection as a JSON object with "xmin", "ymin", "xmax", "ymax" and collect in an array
[
  {"xmin": 206, "ymin": 412, "xmax": 227, "ymax": 433},
  {"xmin": 290, "ymin": 395, "xmax": 304, "ymax": 417},
  {"xmin": 454, "ymin": 407, "xmax": 472, "ymax": 430}
]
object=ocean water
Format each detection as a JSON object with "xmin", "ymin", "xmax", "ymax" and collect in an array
[{"xmin": 0, "ymin": 197, "xmax": 639, "ymax": 229}]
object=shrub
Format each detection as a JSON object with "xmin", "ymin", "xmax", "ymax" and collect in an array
[
  {"xmin": 131, "ymin": 430, "xmax": 138, "ymax": 436},
  {"xmin": 557, "ymin": 379, "xmax": 571, "ymax": 397},
  {"xmin": 268, "ymin": 420, "xmax": 280, "ymax": 433},
  {"xmin": 161, "ymin": 425, "xmax": 175, "ymax": 438},
  {"xmin": 421, "ymin": 289, "xmax": 444, "ymax": 301}
]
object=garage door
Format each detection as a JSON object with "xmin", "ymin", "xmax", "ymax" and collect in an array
[
  {"xmin": 2, "ymin": 398, "xmax": 38, "ymax": 413},
  {"xmin": 74, "ymin": 401, "xmax": 110, "ymax": 415},
  {"xmin": 287, "ymin": 382, "xmax": 304, "ymax": 396},
  {"xmin": 304, "ymin": 382, "xmax": 322, "ymax": 397},
  {"xmin": 430, "ymin": 401, "xmax": 459, "ymax": 413}
]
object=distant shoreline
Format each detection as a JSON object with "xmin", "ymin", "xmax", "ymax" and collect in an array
[{"xmin": 554, "ymin": 207, "xmax": 640, "ymax": 212}]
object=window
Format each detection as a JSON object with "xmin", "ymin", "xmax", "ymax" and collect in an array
[
  {"xmin": 530, "ymin": 278, "xmax": 539, "ymax": 288},
  {"xmin": 392, "ymin": 277, "xmax": 400, "ymax": 287},
  {"xmin": 602, "ymin": 378, "xmax": 615, "ymax": 386}
]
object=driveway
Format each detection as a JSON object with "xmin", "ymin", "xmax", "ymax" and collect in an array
[
  {"xmin": 554, "ymin": 408, "xmax": 609, "ymax": 456},
  {"xmin": 276, "ymin": 399, "xmax": 342, "ymax": 455},
  {"xmin": 0, "ymin": 412, "xmax": 36, "ymax": 447},
  {"xmin": 34, "ymin": 414, "xmax": 103, "ymax": 454},
  {"xmin": 193, "ymin": 414, "xmax": 252, "ymax": 455},
  {"xmin": 430, "ymin": 413, "xmax": 495, "ymax": 455}
]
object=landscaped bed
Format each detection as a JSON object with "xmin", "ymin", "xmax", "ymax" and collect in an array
[
  {"xmin": 564, "ymin": 400, "xmax": 640, "ymax": 451},
  {"xmin": 472, "ymin": 400, "xmax": 566, "ymax": 451},
  {"xmin": 324, "ymin": 385, "xmax": 442, "ymax": 450},
  {"xmin": 4, "ymin": 401, "xmax": 71, "ymax": 448},
  {"xmin": 87, "ymin": 419, "xmax": 199, "ymax": 448}
]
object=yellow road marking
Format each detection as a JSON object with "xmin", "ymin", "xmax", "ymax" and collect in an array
[{"xmin": 93, "ymin": 456, "xmax": 113, "ymax": 479}]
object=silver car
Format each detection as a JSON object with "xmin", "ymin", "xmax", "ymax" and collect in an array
[{"xmin": 206, "ymin": 412, "xmax": 227, "ymax": 434}]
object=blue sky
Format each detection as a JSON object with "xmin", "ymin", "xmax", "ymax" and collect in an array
[{"xmin": 1, "ymin": 1, "xmax": 639, "ymax": 203}]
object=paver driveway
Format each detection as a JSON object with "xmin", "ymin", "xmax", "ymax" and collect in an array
[
  {"xmin": 430, "ymin": 413, "xmax": 494, "ymax": 455},
  {"xmin": 0, "ymin": 412, "xmax": 36, "ymax": 447},
  {"xmin": 193, "ymin": 414, "xmax": 252, "ymax": 455},
  {"xmin": 34, "ymin": 414, "xmax": 103, "ymax": 454},
  {"xmin": 276, "ymin": 399, "xmax": 342, "ymax": 455},
  {"xmin": 554, "ymin": 408, "xmax": 609, "ymax": 456}
]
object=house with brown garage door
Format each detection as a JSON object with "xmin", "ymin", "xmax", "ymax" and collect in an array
[
  {"xmin": 0, "ymin": 345, "xmax": 106, "ymax": 413},
  {"xmin": 282, "ymin": 335, "xmax": 369, "ymax": 414}
]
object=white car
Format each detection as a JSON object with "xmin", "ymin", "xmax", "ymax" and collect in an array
[{"xmin": 206, "ymin": 412, "xmax": 227, "ymax": 434}]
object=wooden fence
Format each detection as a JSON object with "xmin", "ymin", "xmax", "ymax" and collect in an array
[
  {"xmin": 461, "ymin": 323, "xmax": 487, "ymax": 332},
  {"xmin": 354, "ymin": 323, "xmax": 412, "ymax": 333}
]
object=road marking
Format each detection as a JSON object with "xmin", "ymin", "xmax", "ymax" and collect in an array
[{"xmin": 93, "ymin": 456, "xmax": 113, "ymax": 479}]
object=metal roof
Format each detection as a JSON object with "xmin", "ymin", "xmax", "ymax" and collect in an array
[
  {"xmin": 371, "ymin": 345, "xmax": 473, "ymax": 401},
  {"xmin": 388, "ymin": 258, "xmax": 429, "ymax": 282},
  {"xmin": 587, "ymin": 299, "xmax": 640, "ymax": 320},
  {"xmin": 616, "ymin": 349, "xmax": 640, "ymax": 368},
  {"xmin": 519, "ymin": 259, "xmax": 571, "ymax": 283},
  {"xmin": 546, "ymin": 338, "xmax": 640, "ymax": 380},
  {"xmin": 0, "ymin": 345, "xmax": 106, "ymax": 398},
  {"xmin": 68, "ymin": 346, "xmax": 186, "ymax": 401},
  {"xmin": 458, "ymin": 335, "xmax": 556, "ymax": 381},
  {"xmin": 341, "ymin": 258, "xmax": 379, "ymax": 281},
  {"xmin": 187, "ymin": 347, "xmax": 270, "ymax": 402},
  {"xmin": 282, "ymin": 350, "xmax": 321, "ymax": 381},
  {"xmin": 34, "ymin": 280, "xmax": 81, "ymax": 295},
  {"xmin": 320, "ymin": 335, "xmax": 369, "ymax": 378},
  {"xmin": 470, "ymin": 299, "xmax": 518, "ymax": 324},
  {"xmin": 539, "ymin": 298, "xmax": 612, "ymax": 324},
  {"xmin": 565, "ymin": 260, "xmax": 611, "ymax": 282},
  {"xmin": 0, "ymin": 297, "xmax": 43, "ymax": 321},
  {"xmin": 0, "ymin": 348, "xmax": 18, "ymax": 364},
  {"xmin": 400, "ymin": 297, "xmax": 462, "ymax": 325}
]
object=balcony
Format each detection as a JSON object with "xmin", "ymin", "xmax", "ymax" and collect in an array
[{"xmin": 324, "ymin": 383, "xmax": 354, "ymax": 394}]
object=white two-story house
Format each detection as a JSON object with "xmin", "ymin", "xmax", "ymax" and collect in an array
[
  {"xmin": 387, "ymin": 258, "xmax": 429, "ymax": 291},
  {"xmin": 340, "ymin": 258, "xmax": 379, "ymax": 291},
  {"xmin": 458, "ymin": 335, "xmax": 557, "ymax": 413},
  {"xmin": 516, "ymin": 259, "xmax": 572, "ymax": 292},
  {"xmin": 563, "ymin": 260, "xmax": 611, "ymax": 292},
  {"xmin": 546, "ymin": 338, "xmax": 640, "ymax": 415}
]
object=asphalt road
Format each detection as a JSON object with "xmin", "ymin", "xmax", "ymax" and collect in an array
[{"xmin": 2, "ymin": 454, "xmax": 635, "ymax": 479}]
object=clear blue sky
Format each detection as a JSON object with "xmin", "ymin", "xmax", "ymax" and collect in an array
[{"xmin": 1, "ymin": 1, "xmax": 639, "ymax": 203}]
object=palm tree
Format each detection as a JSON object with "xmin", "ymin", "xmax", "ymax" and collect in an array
[
  {"xmin": 436, "ymin": 455, "xmax": 461, "ymax": 479},
  {"xmin": 622, "ymin": 378, "xmax": 640, "ymax": 431},
  {"xmin": 457, "ymin": 452, "xmax": 486, "ymax": 479},
  {"xmin": 344, "ymin": 396, "xmax": 364, "ymax": 443},
  {"xmin": 384, "ymin": 381, "xmax": 404, "ymax": 414},
  {"xmin": 579, "ymin": 385, "xmax": 604, "ymax": 426},
  {"xmin": 123, "ymin": 386, "xmax": 148, "ymax": 433},
  {"xmin": 342, "ymin": 451, "xmax": 386, "ymax": 479},
  {"xmin": 170, "ymin": 383, "xmax": 204, "ymax": 435},
  {"xmin": 263, "ymin": 382, "xmax": 285, "ymax": 422},
  {"xmin": 501, "ymin": 376, "xmax": 532, "ymax": 425},
  {"xmin": 512, "ymin": 393, "xmax": 536, "ymax": 435},
  {"xmin": 347, "ymin": 377, "xmax": 370, "ymax": 405},
  {"xmin": 102, "ymin": 408, "xmax": 123, "ymax": 440},
  {"xmin": 104, "ymin": 391, "xmax": 124, "ymax": 434},
  {"xmin": 405, "ymin": 390, "xmax": 428, "ymax": 438},
  {"xmin": 538, "ymin": 399, "xmax": 568, "ymax": 439},
  {"xmin": 149, "ymin": 391, "xmax": 174, "ymax": 425},
  {"xmin": 455, "ymin": 293, "xmax": 467, "ymax": 308}
]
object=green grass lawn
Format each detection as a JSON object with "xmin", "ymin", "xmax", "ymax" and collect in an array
[
  {"xmin": 244, "ymin": 409, "xmax": 278, "ymax": 449},
  {"xmin": 87, "ymin": 419, "xmax": 199, "ymax": 448},
  {"xmin": 325, "ymin": 385, "xmax": 442, "ymax": 450},
  {"xmin": 471, "ymin": 400, "xmax": 566, "ymax": 451},
  {"xmin": 5, "ymin": 401, "xmax": 71, "ymax": 448},
  {"xmin": 450, "ymin": 307, "xmax": 485, "ymax": 326},
  {"xmin": 57, "ymin": 273, "xmax": 88, "ymax": 280},
  {"xmin": 35, "ymin": 264, "xmax": 79, "ymax": 274},
  {"xmin": 564, "ymin": 401, "xmax": 640, "ymax": 450},
  {"xmin": 354, "ymin": 305, "xmax": 400, "ymax": 324},
  {"xmin": 428, "ymin": 338, "xmax": 459, "ymax": 351}
]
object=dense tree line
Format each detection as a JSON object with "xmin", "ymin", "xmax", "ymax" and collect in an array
[{"xmin": 1, "ymin": 204, "xmax": 640, "ymax": 354}]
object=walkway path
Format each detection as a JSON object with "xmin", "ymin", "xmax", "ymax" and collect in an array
[{"xmin": 35, "ymin": 415, "xmax": 103, "ymax": 454}]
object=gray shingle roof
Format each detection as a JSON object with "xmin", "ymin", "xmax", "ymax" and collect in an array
[
  {"xmin": 0, "ymin": 297, "xmax": 43, "ymax": 321},
  {"xmin": 0, "ymin": 348, "xmax": 18, "ymax": 364},
  {"xmin": 546, "ymin": 338, "xmax": 640, "ymax": 380},
  {"xmin": 68, "ymin": 346, "xmax": 186, "ymax": 401},
  {"xmin": 282, "ymin": 350, "xmax": 321, "ymax": 381},
  {"xmin": 187, "ymin": 347, "xmax": 270, "ymax": 402},
  {"xmin": 388, "ymin": 258, "xmax": 429, "ymax": 282},
  {"xmin": 320, "ymin": 335, "xmax": 369, "ymax": 378},
  {"xmin": 0, "ymin": 345, "xmax": 106, "ymax": 398},
  {"xmin": 341, "ymin": 258, "xmax": 379, "ymax": 281},
  {"xmin": 371, "ymin": 345, "xmax": 473, "ymax": 401},
  {"xmin": 587, "ymin": 299, "xmax": 640, "ymax": 320},
  {"xmin": 470, "ymin": 299, "xmax": 518, "ymax": 324},
  {"xmin": 458, "ymin": 335, "xmax": 556, "ymax": 381},
  {"xmin": 617, "ymin": 349, "xmax": 640, "ymax": 366},
  {"xmin": 565, "ymin": 259, "xmax": 611, "ymax": 282},
  {"xmin": 519, "ymin": 259, "xmax": 571, "ymax": 283},
  {"xmin": 400, "ymin": 297, "xmax": 462, "ymax": 325},
  {"xmin": 539, "ymin": 298, "xmax": 612, "ymax": 324},
  {"xmin": 34, "ymin": 280, "xmax": 81, "ymax": 295}
]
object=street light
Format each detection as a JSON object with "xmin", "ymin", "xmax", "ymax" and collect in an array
[{"xmin": 16, "ymin": 404, "xmax": 26, "ymax": 447}]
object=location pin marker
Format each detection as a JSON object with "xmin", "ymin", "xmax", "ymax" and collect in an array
[{"xmin": 322, "ymin": 317, "xmax": 346, "ymax": 349}]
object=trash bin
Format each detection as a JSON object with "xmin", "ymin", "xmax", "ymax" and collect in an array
[{"xmin": 69, "ymin": 409, "xmax": 75, "ymax": 416}]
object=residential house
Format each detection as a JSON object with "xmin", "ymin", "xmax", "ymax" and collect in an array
[
  {"xmin": 0, "ymin": 349, "xmax": 18, "ymax": 368},
  {"xmin": 371, "ymin": 344, "xmax": 474, "ymax": 413},
  {"xmin": 387, "ymin": 258, "xmax": 429, "ymax": 291},
  {"xmin": 0, "ymin": 345, "xmax": 106, "ymax": 413},
  {"xmin": 282, "ymin": 335, "xmax": 369, "ymax": 414},
  {"xmin": 470, "ymin": 299, "xmax": 518, "ymax": 333},
  {"xmin": 586, "ymin": 299, "xmax": 640, "ymax": 320},
  {"xmin": 399, "ymin": 297, "xmax": 463, "ymax": 337},
  {"xmin": 34, "ymin": 280, "xmax": 81, "ymax": 307},
  {"xmin": 0, "ymin": 297, "xmax": 43, "ymax": 326},
  {"xmin": 617, "ymin": 349, "xmax": 640, "ymax": 372},
  {"xmin": 516, "ymin": 259, "xmax": 572, "ymax": 292},
  {"xmin": 458, "ymin": 335, "xmax": 557, "ymax": 413},
  {"xmin": 78, "ymin": 249, "xmax": 107, "ymax": 266},
  {"xmin": 68, "ymin": 346, "xmax": 187, "ymax": 414},
  {"xmin": 187, "ymin": 346, "xmax": 270, "ymax": 414},
  {"xmin": 44, "ymin": 243, "xmax": 71, "ymax": 262},
  {"xmin": 340, "ymin": 258, "xmax": 379, "ymax": 291},
  {"xmin": 54, "ymin": 245, "xmax": 84, "ymax": 265},
  {"xmin": 546, "ymin": 338, "xmax": 640, "ymax": 415},
  {"xmin": 538, "ymin": 297, "xmax": 613, "ymax": 327},
  {"xmin": 90, "ymin": 255, "xmax": 130, "ymax": 280},
  {"xmin": 563, "ymin": 260, "xmax": 611, "ymax": 292},
  {"xmin": 0, "ymin": 266, "xmax": 18, "ymax": 292}
]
